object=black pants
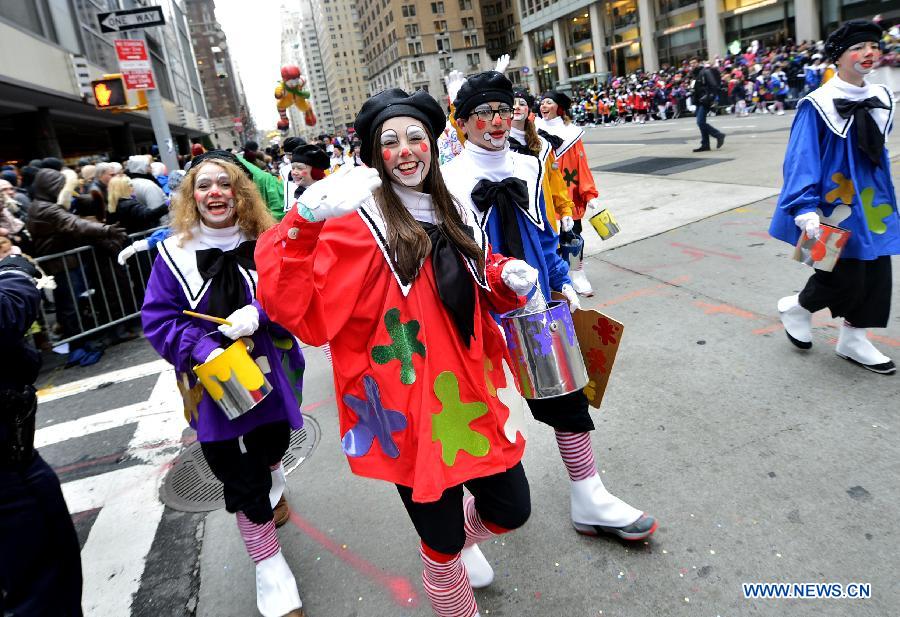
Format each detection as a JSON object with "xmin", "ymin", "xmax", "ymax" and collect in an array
[
  {"xmin": 799, "ymin": 256, "xmax": 892, "ymax": 328},
  {"xmin": 527, "ymin": 389, "xmax": 594, "ymax": 432},
  {"xmin": 696, "ymin": 104, "xmax": 723, "ymax": 147},
  {"xmin": 397, "ymin": 463, "xmax": 531, "ymax": 555},
  {"xmin": 0, "ymin": 453, "xmax": 83, "ymax": 617},
  {"xmin": 200, "ymin": 421, "xmax": 290, "ymax": 525}
]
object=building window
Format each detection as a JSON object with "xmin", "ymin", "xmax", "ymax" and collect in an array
[
  {"xmin": 464, "ymin": 34, "xmax": 479, "ymax": 47},
  {"xmin": 459, "ymin": 0, "xmax": 473, "ymax": 9},
  {"xmin": 401, "ymin": 4, "xmax": 416, "ymax": 17},
  {"xmin": 462, "ymin": 16, "xmax": 475, "ymax": 29},
  {"xmin": 431, "ymin": 1, "xmax": 445, "ymax": 14},
  {"xmin": 466, "ymin": 52, "xmax": 481, "ymax": 68},
  {"xmin": 405, "ymin": 23, "xmax": 419, "ymax": 36}
]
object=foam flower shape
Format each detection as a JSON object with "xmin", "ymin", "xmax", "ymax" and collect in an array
[
  {"xmin": 593, "ymin": 318, "xmax": 618, "ymax": 346},
  {"xmin": 371, "ymin": 308, "xmax": 426, "ymax": 385},
  {"xmin": 860, "ymin": 187, "xmax": 894, "ymax": 235},
  {"xmin": 432, "ymin": 371, "xmax": 490, "ymax": 466},
  {"xmin": 586, "ymin": 348, "xmax": 607, "ymax": 375},
  {"xmin": 497, "ymin": 360, "xmax": 527, "ymax": 443},
  {"xmin": 342, "ymin": 375, "xmax": 408, "ymax": 458},
  {"xmin": 824, "ymin": 172, "xmax": 855, "ymax": 205}
]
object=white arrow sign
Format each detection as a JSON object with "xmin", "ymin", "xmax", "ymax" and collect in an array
[{"xmin": 98, "ymin": 7, "xmax": 165, "ymax": 33}]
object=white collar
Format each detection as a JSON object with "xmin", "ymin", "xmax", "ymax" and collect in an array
[
  {"xmin": 158, "ymin": 227, "xmax": 256, "ymax": 310},
  {"xmin": 393, "ymin": 184, "xmax": 436, "ymax": 224},
  {"xmin": 509, "ymin": 126, "xmax": 527, "ymax": 143},
  {"xmin": 533, "ymin": 116, "xmax": 584, "ymax": 157},
  {"xmin": 441, "ymin": 145, "xmax": 545, "ymax": 232},
  {"xmin": 802, "ymin": 75, "xmax": 894, "ymax": 139},
  {"xmin": 462, "ymin": 140, "xmax": 514, "ymax": 177},
  {"xmin": 355, "ymin": 197, "xmax": 491, "ymax": 297}
]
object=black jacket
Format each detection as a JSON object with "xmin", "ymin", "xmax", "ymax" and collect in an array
[
  {"xmin": 0, "ymin": 267, "xmax": 41, "ymax": 390},
  {"xmin": 106, "ymin": 197, "xmax": 168, "ymax": 234},
  {"xmin": 691, "ymin": 67, "xmax": 720, "ymax": 108}
]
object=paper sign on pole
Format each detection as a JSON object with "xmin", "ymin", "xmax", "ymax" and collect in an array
[{"xmin": 115, "ymin": 39, "xmax": 156, "ymax": 91}]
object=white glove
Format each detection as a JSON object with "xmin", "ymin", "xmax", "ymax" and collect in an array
[
  {"xmin": 445, "ymin": 70, "xmax": 467, "ymax": 105},
  {"xmin": 560, "ymin": 215, "xmax": 575, "ymax": 232},
  {"xmin": 117, "ymin": 239, "xmax": 149, "ymax": 265},
  {"xmin": 794, "ymin": 212, "xmax": 821, "ymax": 239},
  {"xmin": 218, "ymin": 305, "xmax": 260, "ymax": 340},
  {"xmin": 494, "ymin": 54, "xmax": 510, "ymax": 74},
  {"xmin": 298, "ymin": 166, "xmax": 381, "ymax": 221},
  {"xmin": 205, "ymin": 348, "xmax": 225, "ymax": 363},
  {"xmin": 36, "ymin": 274, "xmax": 56, "ymax": 291},
  {"xmin": 560, "ymin": 283, "xmax": 581, "ymax": 313},
  {"xmin": 586, "ymin": 197, "xmax": 604, "ymax": 213},
  {"xmin": 501, "ymin": 259, "xmax": 539, "ymax": 296}
]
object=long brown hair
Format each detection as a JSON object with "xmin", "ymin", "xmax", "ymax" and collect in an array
[
  {"xmin": 369, "ymin": 124, "xmax": 485, "ymax": 285},
  {"xmin": 172, "ymin": 159, "xmax": 275, "ymax": 244},
  {"xmin": 524, "ymin": 117, "xmax": 542, "ymax": 154}
]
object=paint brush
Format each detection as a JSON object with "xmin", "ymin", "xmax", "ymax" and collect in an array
[{"xmin": 182, "ymin": 310, "xmax": 232, "ymax": 327}]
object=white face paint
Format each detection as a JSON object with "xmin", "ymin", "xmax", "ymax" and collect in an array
[
  {"xmin": 193, "ymin": 162, "xmax": 236, "ymax": 228},
  {"xmin": 380, "ymin": 117, "xmax": 431, "ymax": 189},
  {"xmin": 461, "ymin": 103, "xmax": 512, "ymax": 151},
  {"xmin": 842, "ymin": 41, "xmax": 880, "ymax": 76},
  {"xmin": 512, "ymin": 97, "xmax": 530, "ymax": 122}
]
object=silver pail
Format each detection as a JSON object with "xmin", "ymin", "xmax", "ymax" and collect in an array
[{"xmin": 500, "ymin": 300, "xmax": 588, "ymax": 399}]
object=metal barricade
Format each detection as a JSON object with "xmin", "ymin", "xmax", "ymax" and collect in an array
[{"xmin": 34, "ymin": 226, "xmax": 164, "ymax": 347}]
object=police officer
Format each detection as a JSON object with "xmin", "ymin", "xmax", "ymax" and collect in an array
[{"xmin": 0, "ymin": 254, "xmax": 83, "ymax": 616}]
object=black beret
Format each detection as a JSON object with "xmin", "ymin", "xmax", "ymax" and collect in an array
[
  {"xmin": 291, "ymin": 144, "xmax": 330, "ymax": 169},
  {"xmin": 282, "ymin": 136, "xmax": 306, "ymax": 153},
  {"xmin": 185, "ymin": 149, "xmax": 253, "ymax": 179},
  {"xmin": 354, "ymin": 88, "xmax": 446, "ymax": 166},
  {"xmin": 540, "ymin": 90, "xmax": 572, "ymax": 114},
  {"xmin": 825, "ymin": 20, "xmax": 883, "ymax": 61},
  {"xmin": 453, "ymin": 71, "xmax": 514, "ymax": 120},
  {"xmin": 513, "ymin": 89, "xmax": 535, "ymax": 111}
]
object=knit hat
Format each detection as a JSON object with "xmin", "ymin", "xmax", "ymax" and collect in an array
[
  {"xmin": 282, "ymin": 136, "xmax": 306, "ymax": 154},
  {"xmin": 824, "ymin": 20, "xmax": 883, "ymax": 62},
  {"xmin": 185, "ymin": 149, "xmax": 253, "ymax": 179},
  {"xmin": 354, "ymin": 88, "xmax": 446, "ymax": 166},
  {"xmin": 453, "ymin": 71, "xmax": 514, "ymax": 120},
  {"xmin": 540, "ymin": 90, "xmax": 572, "ymax": 114},
  {"xmin": 291, "ymin": 144, "xmax": 330, "ymax": 169}
]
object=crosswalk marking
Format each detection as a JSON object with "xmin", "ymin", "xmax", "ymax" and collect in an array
[{"xmin": 37, "ymin": 359, "xmax": 171, "ymax": 403}]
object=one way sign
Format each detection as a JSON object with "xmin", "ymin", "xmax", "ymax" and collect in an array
[{"xmin": 97, "ymin": 6, "xmax": 165, "ymax": 34}]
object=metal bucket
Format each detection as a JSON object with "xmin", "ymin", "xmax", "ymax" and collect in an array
[
  {"xmin": 500, "ymin": 300, "xmax": 588, "ymax": 399},
  {"xmin": 559, "ymin": 231, "xmax": 584, "ymax": 271},
  {"xmin": 193, "ymin": 337, "xmax": 273, "ymax": 420},
  {"xmin": 589, "ymin": 208, "xmax": 620, "ymax": 240}
]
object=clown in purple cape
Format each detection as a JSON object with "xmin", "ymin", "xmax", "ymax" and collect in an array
[{"xmin": 141, "ymin": 150, "xmax": 307, "ymax": 617}]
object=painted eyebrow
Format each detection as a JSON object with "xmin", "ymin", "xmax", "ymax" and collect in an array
[
  {"xmin": 380, "ymin": 129, "xmax": 399, "ymax": 143},
  {"xmin": 406, "ymin": 125, "xmax": 427, "ymax": 138}
]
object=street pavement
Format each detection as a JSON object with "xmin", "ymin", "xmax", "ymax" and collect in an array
[{"xmin": 34, "ymin": 111, "xmax": 899, "ymax": 617}]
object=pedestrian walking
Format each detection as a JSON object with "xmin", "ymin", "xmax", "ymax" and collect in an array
[
  {"xmin": 141, "ymin": 151, "xmax": 308, "ymax": 616},
  {"xmin": 771, "ymin": 20, "xmax": 898, "ymax": 374},
  {"xmin": 690, "ymin": 57, "xmax": 726, "ymax": 151},
  {"xmin": 255, "ymin": 88, "xmax": 537, "ymax": 617}
]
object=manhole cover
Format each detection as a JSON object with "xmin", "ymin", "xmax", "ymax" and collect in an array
[
  {"xmin": 593, "ymin": 156, "xmax": 728, "ymax": 175},
  {"xmin": 160, "ymin": 416, "xmax": 320, "ymax": 512}
]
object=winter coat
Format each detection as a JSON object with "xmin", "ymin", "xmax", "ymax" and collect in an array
[
  {"xmin": 27, "ymin": 169, "xmax": 126, "ymax": 271},
  {"xmin": 106, "ymin": 197, "xmax": 168, "ymax": 234}
]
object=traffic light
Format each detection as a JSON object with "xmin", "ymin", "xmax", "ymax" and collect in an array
[{"xmin": 91, "ymin": 76, "xmax": 127, "ymax": 110}]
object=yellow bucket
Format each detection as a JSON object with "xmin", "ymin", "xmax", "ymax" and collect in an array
[
  {"xmin": 193, "ymin": 338, "xmax": 272, "ymax": 420},
  {"xmin": 588, "ymin": 208, "xmax": 620, "ymax": 240}
]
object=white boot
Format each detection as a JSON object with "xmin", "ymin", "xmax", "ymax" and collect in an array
[
  {"xmin": 570, "ymin": 473, "xmax": 657, "ymax": 540},
  {"xmin": 461, "ymin": 544, "xmax": 494, "ymax": 589},
  {"xmin": 569, "ymin": 267, "xmax": 594, "ymax": 297},
  {"xmin": 835, "ymin": 323, "xmax": 896, "ymax": 374},
  {"xmin": 256, "ymin": 551, "xmax": 302, "ymax": 617},
  {"xmin": 778, "ymin": 294, "xmax": 812, "ymax": 349},
  {"xmin": 270, "ymin": 465, "xmax": 286, "ymax": 509}
]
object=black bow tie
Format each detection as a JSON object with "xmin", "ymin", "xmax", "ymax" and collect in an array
[
  {"xmin": 508, "ymin": 136, "xmax": 532, "ymax": 156},
  {"xmin": 470, "ymin": 177, "xmax": 529, "ymax": 260},
  {"xmin": 537, "ymin": 129, "xmax": 563, "ymax": 151},
  {"xmin": 196, "ymin": 241, "xmax": 257, "ymax": 318},
  {"xmin": 419, "ymin": 222, "xmax": 476, "ymax": 347},
  {"xmin": 834, "ymin": 96, "xmax": 890, "ymax": 166}
]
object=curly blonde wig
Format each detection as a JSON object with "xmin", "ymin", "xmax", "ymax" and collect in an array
[{"xmin": 171, "ymin": 159, "xmax": 274, "ymax": 244}]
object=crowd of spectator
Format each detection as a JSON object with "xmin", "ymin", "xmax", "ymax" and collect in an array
[{"xmin": 566, "ymin": 27, "xmax": 899, "ymax": 125}]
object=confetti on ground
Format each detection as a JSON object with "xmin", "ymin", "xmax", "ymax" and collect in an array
[
  {"xmin": 776, "ymin": 553, "xmax": 782, "ymax": 558},
  {"xmin": 710, "ymin": 550, "xmax": 716, "ymax": 555},
  {"xmin": 662, "ymin": 549, "xmax": 668, "ymax": 554},
  {"xmin": 684, "ymin": 597, "xmax": 690, "ymax": 602}
]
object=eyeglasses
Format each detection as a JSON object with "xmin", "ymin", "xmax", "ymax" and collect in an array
[{"xmin": 470, "ymin": 106, "xmax": 514, "ymax": 122}]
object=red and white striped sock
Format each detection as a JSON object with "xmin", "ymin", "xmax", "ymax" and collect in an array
[
  {"xmin": 323, "ymin": 342, "xmax": 333, "ymax": 365},
  {"xmin": 420, "ymin": 544, "xmax": 478, "ymax": 617},
  {"xmin": 237, "ymin": 511, "xmax": 280, "ymax": 564},
  {"xmin": 463, "ymin": 495, "xmax": 508, "ymax": 548},
  {"xmin": 554, "ymin": 430, "xmax": 597, "ymax": 482}
]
